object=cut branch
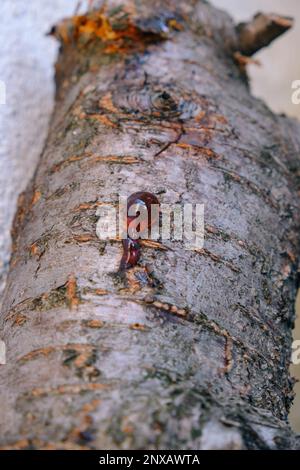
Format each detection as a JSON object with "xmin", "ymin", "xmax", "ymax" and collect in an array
[{"xmin": 237, "ymin": 12, "xmax": 293, "ymax": 56}]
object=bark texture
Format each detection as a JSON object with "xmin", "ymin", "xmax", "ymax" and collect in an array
[{"xmin": 1, "ymin": 0, "xmax": 300, "ymax": 450}]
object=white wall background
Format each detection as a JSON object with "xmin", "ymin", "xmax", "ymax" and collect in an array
[{"xmin": 0, "ymin": 0, "xmax": 299, "ymax": 432}]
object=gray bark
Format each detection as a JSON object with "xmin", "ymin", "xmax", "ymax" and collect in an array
[{"xmin": 0, "ymin": 0, "xmax": 300, "ymax": 449}]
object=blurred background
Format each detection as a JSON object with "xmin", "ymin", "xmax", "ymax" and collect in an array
[{"xmin": 0, "ymin": 0, "xmax": 299, "ymax": 431}]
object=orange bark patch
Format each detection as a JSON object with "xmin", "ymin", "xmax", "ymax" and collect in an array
[
  {"xmin": 121, "ymin": 424, "xmax": 135, "ymax": 435},
  {"xmin": 29, "ymin": 242, "xmax": 40, "ymax": 257},
  {"xmin": 84, "ymin": 288, "xmax": 109, "ymax": 296},
  {"xmin": 120, "ymin": 268, "xmax": 146, "ymax": 294},
  {"xmin": 72, "ymin": 200, "xmax": 117, "ymax": 212},
  {"xmin": 12, "ymin": 313, "xmax": 27, "ymax": 327},
  {"xmin": 84, "ymin": 319, "xmax": 105, "ymax": 329},
  {"xmin": 82, "ymin": 398, "xmax": 101, "ymax": 413},
  {"xmin": 29, "ymin": 382, "xmax": 110, "ymax": 398},
  {"xmin": 168, "ymin": 18, "xmax": 184, "ymax": 31},
  {"xmin": 224, "ymin": 335, "xmax": 234, "ymax": 374},
  {"xmin": 145, "ymin": 297, "xmax": 188, "ymax": 318},
  {"xmin": 50, "ymin": 154, "xmax": 91, "ymax": 173},
  {"xmin": 18, "ymin": 344, "xmax": 98, "ymax": 378},
  {"xmin": 66, "ymin": 275, "xmax": 80, "ymax": 309},
  {"xmin": 194, "ymin": 111, "xmax": 206, "ymax": 122},
  {"xmin": 217, "ymin": 330, "xmax": 234, "ymax": 376},
  {"xmin": 31, "ymin": 189, "xmax": 42, "ymax": 205},
  {"xmin": 73, "ymin": 234, "xmax": 97, "ymax": 243},
  {"xmin": 19, "ymin": 346, "xmax": 55, "ymax": 363},
  {"xmin": 99, "ymin": 92, "xmax": 119, "ymax": 113},
  {"xmin": 84, "ymin": 113, "xmax": 117, "ymax": 127},
  {"xmin": 51, "ymin": 153, "xmax": 140, "ymax": 173},
  {"xmin": 129, "ymin": 323, "xmax": 148, "ymax": 331},
  {"xmin": 176, "ymin": 142, "xmax": 219, "ymax": 159},
  {"xmin": 52, "ymin": 8, "xmax": 165, "ymax": 54},
  {"xmin": 73, "ymin": 201, "xmax": 102, "ymax": 212},
  {"xmin": 139, "ymin": 240, "xmax": 168, "ymax": 251},
  {"xmin": 77, "ymin": 15, "xmax": 117, "ymax": 40}
]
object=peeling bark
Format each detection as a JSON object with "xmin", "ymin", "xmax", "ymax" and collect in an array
[{"xmin": 1, "ymin": 0, "xmax": 300, "ymax": 450}]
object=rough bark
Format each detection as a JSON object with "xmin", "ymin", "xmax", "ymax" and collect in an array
[{"xmin": 1, "ymin": 0, "xmax": 300, "ymax": 450}]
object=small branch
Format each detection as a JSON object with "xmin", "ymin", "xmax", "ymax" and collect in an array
[
  {"xmin": 234, "ymin": 52, "xmax": 261, "ymax": 72},
  {"xmin": 236, "ymin": 12, "xmax": 293, "ymax": 56}
]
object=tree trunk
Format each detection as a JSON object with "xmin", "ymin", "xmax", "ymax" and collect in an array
[{"xmin": 1, "ymin": 0, "xmax": 300, "ymax": 450}]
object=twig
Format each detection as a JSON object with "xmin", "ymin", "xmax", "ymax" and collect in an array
[{"xmin": 236, "ymin": 12, "xmax": 293, "ymax": 56}]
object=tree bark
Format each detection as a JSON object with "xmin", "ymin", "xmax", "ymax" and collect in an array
[{"xmin": 1, "ymin": 0, "xmax": 300, "ymax": 450}]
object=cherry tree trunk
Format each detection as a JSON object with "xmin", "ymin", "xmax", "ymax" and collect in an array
[{"xmin": 1, "ymin": 0, "xmax": 300, "ymax": 450}]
